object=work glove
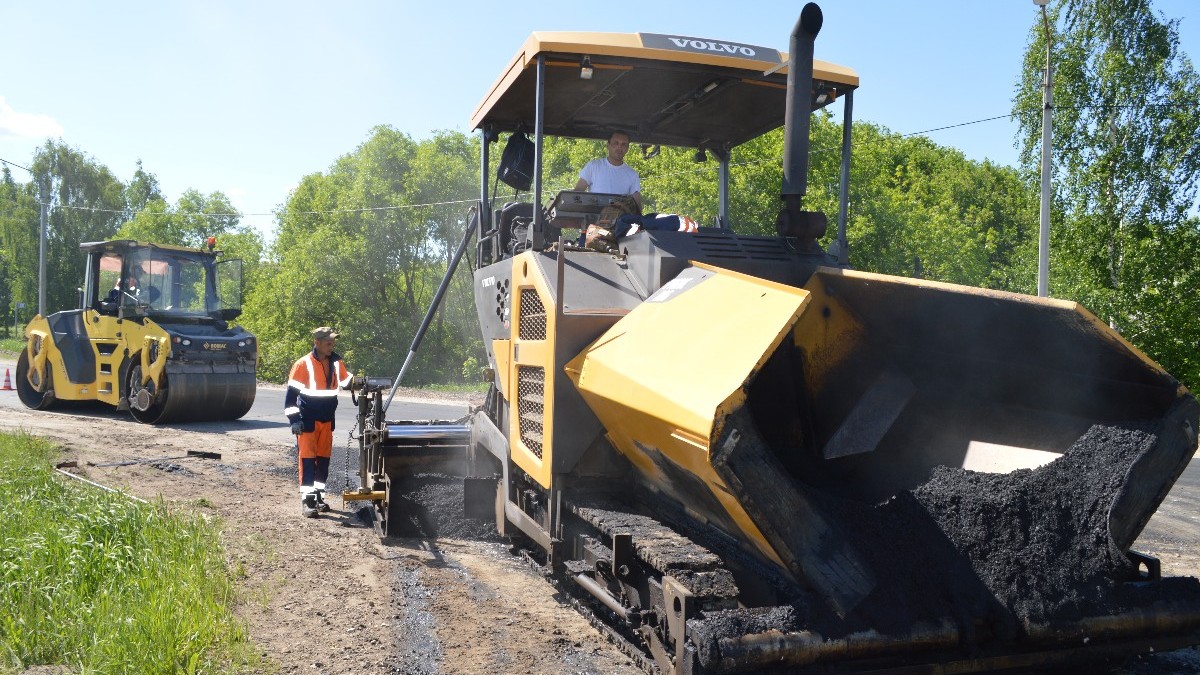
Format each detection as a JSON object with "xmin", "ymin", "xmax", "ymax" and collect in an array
[
  {"xmin": 597, "ymin": 195, "xmax": 641, "ymax": 228},
  {"xmin": 584, "ymin": 224, "xmax": 617, "ymax": 252},
  {"xmin": 290, "ymin": 422, "xmax": 303, "ymax": 435}
]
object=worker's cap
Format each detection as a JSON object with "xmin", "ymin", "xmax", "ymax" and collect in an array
[{"xmin": 311, "ymin": 326, "xmax": 339, "ymax": 340}]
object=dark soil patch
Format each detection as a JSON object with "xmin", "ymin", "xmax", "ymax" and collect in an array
[
  {"xmin": 149, "ymin": 461, "xmax": 196, "ymax": 476},
  {"xmin": 389, "ymin": 564, "xmax": 442, "ymax": 674},
  {"xmin": 386, "ymin": 474, "xmax": 500, "ymax": 541}
]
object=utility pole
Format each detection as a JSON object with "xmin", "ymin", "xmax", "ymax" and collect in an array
[
  {"xmin": 1035, "ymin": 0, "xmax": 1053, "ymax": 297},
  {"xmin": 38, "ymin": 178, "xmax": 48, "ymax": 315}
]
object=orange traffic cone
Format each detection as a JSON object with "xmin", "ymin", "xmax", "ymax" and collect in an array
[{"xmin": 1, "ymin": 368, "xmax": 13, "ymax": 391}]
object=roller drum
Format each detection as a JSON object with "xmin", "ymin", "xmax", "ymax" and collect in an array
[
  {"xmin": 129, "ymin": 367, "xmax": 256, "ymax": 424},
  {"xmin": 15, "ymin": 349, "xmax": 56, "ymax": 411}
]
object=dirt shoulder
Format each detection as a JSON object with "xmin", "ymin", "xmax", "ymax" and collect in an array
[{"xmin": 0, "ymin": 403, "xmax": 636, "ymax": 674}]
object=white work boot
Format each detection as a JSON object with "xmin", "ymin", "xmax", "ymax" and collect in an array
[{"xmin": 301, "ymin": 493, "xmax": 319, "ymax": 518}]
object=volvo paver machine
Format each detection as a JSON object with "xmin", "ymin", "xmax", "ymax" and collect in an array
[{"xmin": 346, "ymin": 4, "xmax": 1200, "ymax": 672}]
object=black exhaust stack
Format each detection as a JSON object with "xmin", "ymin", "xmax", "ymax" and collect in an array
[{"xmin": 777, "ymin": 3, "xmax": 828, "ymax": 251}]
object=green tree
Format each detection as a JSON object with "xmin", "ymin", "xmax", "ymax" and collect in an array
[
  {"xmin": 0, "ymin": 167, "xmax": 40, "ymax": 335},
  {"xmin": 842, "ymin": 122, "xmax": 1038, "ymax": 288},
  {"xmin": 245, "ymin": 127, "xmax": 481, "ymax": 383},
  {"xmin": 636, "ymin": 116, "xmax": 1037, "ymax": 290},
  {"xmin": 124, "ymin": 159, "xmax": 162, "ymax": 213},
  {"xmin": 118, "ymin": 188, "xmax": 240, "ymax": 248},
  {"xmin": 116, "ymin": 188, "xmax": 264, "ymax": 298},
  {"xmin": 30, "ymin": 141, "xmax": 128, "ymax": 312},
  {"xmin": 250, "ymin": 117, "xmax": 1040, "ymax": 386},
  {"xmin": 0, "ymin": 148, "xmax": 265, "ymax": 332},
  {"xmin": 1014, "ymin": 0, "xmax": 1200, "ymax": 388}
]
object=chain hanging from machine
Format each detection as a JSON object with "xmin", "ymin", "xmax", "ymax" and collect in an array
[
  {"xmin": 342, "ymin": 383, "xmax": 365, "ymax": 490},
  {"xmin": 341, "ymin": 418, "xmax": 358, "ymax": 490}
]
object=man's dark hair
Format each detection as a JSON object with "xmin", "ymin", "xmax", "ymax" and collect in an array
[{"xmin": 608, "ymin": 130, "xmax": 631, "ymax": 142}]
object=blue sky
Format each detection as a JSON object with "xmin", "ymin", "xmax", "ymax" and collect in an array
[{"xmin": 1, "ymin": 1, "xmax": 1197, "ymax": 242}]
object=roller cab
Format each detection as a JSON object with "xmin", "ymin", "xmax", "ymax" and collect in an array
[{"xmin": 17, "ymin": 239, "xmax": 257, "ymax": 424}]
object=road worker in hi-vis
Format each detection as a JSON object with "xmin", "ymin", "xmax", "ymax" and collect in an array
[{"xmin": 284, "ymin": 326, "xmax": 352, "ymax": 517}]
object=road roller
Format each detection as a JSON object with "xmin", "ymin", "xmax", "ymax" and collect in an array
[{"xmin": 17, "ymin": 239, "xmax": 256, "ymax": 424}]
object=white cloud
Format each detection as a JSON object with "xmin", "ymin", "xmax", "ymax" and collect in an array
[{"xmin": 0, "ymin": 96, "xmax": 65, "ymax": 140}]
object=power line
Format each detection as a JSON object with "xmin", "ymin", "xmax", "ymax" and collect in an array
[
  {"xmin": 0, "ymin": 157, "xmax": 33, "ymax": 173},
  {"xmin": 284, "ymin": 198, "xmax": 479, "ymax": 215},
  {"xmin": 900, "ymin": 114, "xmax": 1014, "ymax": 138},
  {"xmin": 873, "ymin": 103, "xmax": 1197, "ymax": 143},
  {"xmin": 2, "ymin": 107, "xmax": 1118, "ymax": 220},
  {"xmin": 36, "ymin": 196, "xmax": 482, "ymax": 220},
  {"xmin": 642, "ymin": 101, "xmax": 1190, "ymax": 182},
  {"xmin": 640, "ymin": 112, "xmax": 1020, "ymax": 185},
  {"xmin": 8, "ymin": 107, "xmax": 1014, "ymax": 220}
]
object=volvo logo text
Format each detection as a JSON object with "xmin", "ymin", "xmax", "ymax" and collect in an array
[{"xmin": 666, "ymin": 37, "xmax": 756, "ymax": 57}]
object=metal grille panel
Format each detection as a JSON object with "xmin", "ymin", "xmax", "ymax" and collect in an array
[
  {"xmin": 693, "ymin": 232, "xmax": 792, "ymax": 260},
  {"xmin": 517, "ymin": 366, "xmax": 546, "ymax": 459},
  {"xmin": 519, "ymin": 288, "xmax": 547, "ymax": 340}
]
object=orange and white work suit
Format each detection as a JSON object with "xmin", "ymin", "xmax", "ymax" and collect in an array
[{"xmin": 284, "ymin": 350, "xmax": 352, "ymax": 501}]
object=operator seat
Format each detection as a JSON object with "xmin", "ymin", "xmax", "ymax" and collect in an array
[
  {"xmin": 96, "ymin": 297, "xmax": 118, "ymax": 315},
  {"xmin": 497, "ymin": 201, "xmax": 534, "ymax": 255}
]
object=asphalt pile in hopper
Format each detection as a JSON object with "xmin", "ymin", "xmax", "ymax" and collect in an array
[
  {"xmin": 832, "ymin": 419, "xmax": 1200, "ymax": 635},
  {"xmin": 912, "ymin": 422, "xmax": 1155, "ymax": 622}
]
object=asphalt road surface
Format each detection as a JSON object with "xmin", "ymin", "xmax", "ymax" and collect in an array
[
  {"xmin": 0, "ymin": 355, "xmax": 470, "ymax": 495},
  {"xmin": 0, "ymin": 355, "xmax": 467, "ymax": 435}
]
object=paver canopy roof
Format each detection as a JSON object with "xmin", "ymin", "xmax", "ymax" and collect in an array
[{"xmin": 471, "ymin": 31, "xmax": 859, "ymax": 149}]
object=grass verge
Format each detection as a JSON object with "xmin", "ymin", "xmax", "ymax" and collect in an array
[
  {"xmin": 0, "ymin": 337, "xmax": 22, "ymax": 357},
  {"xmin": 0, "ymin": 431, "xmax": 263, "ymax": 674},
  {"xmin": 421, "ymin": 382, "xmax": 488, "ymax": 396}
]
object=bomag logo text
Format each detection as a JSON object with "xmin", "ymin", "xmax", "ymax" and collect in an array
[{"xmin": 203, "ymin": 342, "xmax": 227, "ymax": 350}]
